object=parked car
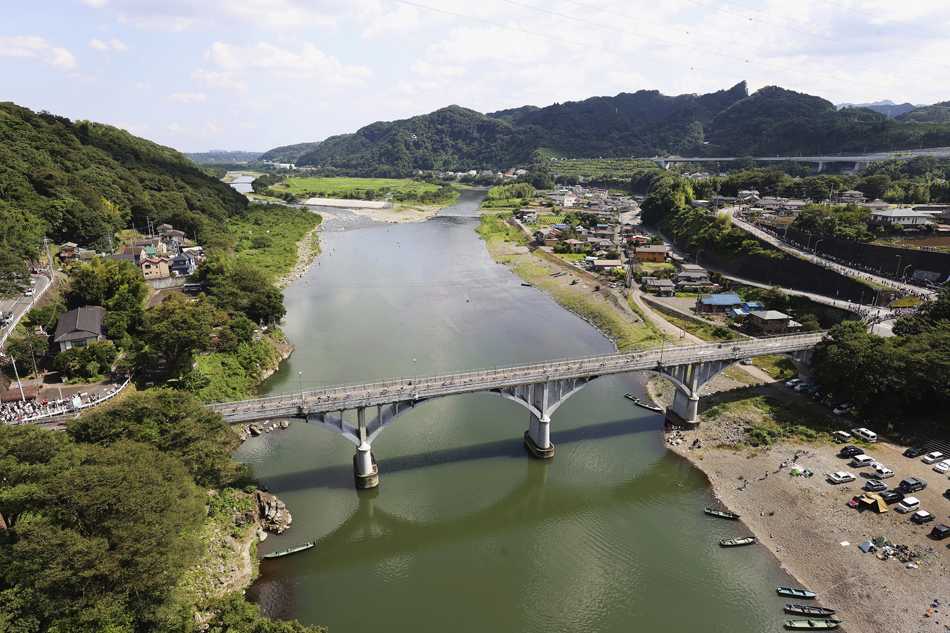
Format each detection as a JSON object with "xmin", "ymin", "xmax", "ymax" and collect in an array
[
  {"xmin": 23, "ymin": 288, "xmax": 33, "ymax": 297},
  {"xmin": 904, "ymin": 446, "xmax": 926, "ymax": 458},
  {"xmin": 811, "ymin": 390, "xmax": 824, "ymax": 401},
  {"xmin": 794, "ymin": 382, "xmax": 811, "ymax": 393},
  {"xmin": 931, "ymin": 524, "xmax": 950, "ymax": 540},
  {"xmin": 865, "ymin": 480, "xmax": 887, "ymax": 492},
  {"xmin": 911, "ymin": 510, "xmax": 934, "ymax": 524},
  {"xmin": 850, "ymin": 455, "xmax": 874, "ymax": 468},
  {"xmin": 874, "ymin": 467, "xmax": 895, "ymax": 479},
  {"xmin": 899, "ymin": 477, "xmax": 928, "ymax": 493},
  {"xmin": 785, "ymin": 378, "xmax": 802, "ymax": 388},
  {"xmin": 896, "ymin": 496, "xmax": 921, "ymax": 513},
  {"xmin": 839, "ymin": 446, "xmax": 864, "ymax": 458},
  {"xmin": 879, "ymin": 490, "xmax": 905, "ymax": 504},
  {"xmin": 828, "ymin": 471, "xmax": 855, "ymax": 484},
  {"xmin": 934, "ymin": 459, "xmax": 950, "ymax": 474},
  {"xmin": 832, "ymin": 431, "xmax": 853, "ymax": 444},
  {"xmin": 833, "ymin": 402, "xmax": 853, "ymax": 415},
  {"xmin": 923, "ymin": 451, "xmax": 944, "ymax": 464}
]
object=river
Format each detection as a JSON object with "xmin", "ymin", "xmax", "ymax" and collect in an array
[{"xmin": 235, "ymin": 188, "xmax": 793, "ymax": 632}]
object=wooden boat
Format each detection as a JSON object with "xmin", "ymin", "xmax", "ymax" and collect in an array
[
  {"xmin": 783, "ymin": 619, "xmax": 842, "ymax": 629},
  {"xmin": 777, "ymin": 587, "xmax": 817, "ymax": 599},
  {"xmin": 521, "ymin": 283, "xmax": 532, "ymax": 287},
  {"xmin": 719, "ymin": 536, "xmax": 757, "ymax": 547},
  {"xmin": 263, "ymin": 540, "xmax": 316, "ymax": 559},
  {"xmin": 623, "ymin": 393, "xmax": 663, "ymax": 412},
  {"xmin": 704, "ymin": 507, "xmax": 741, "ymax": 520},
  {"xmin": 784, "ymin": 604, "xmax": 837, "ymax": 617}
]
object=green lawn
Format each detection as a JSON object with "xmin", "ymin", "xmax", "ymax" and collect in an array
[{"xmin": 281, "ymin": 177, "xmax": 440, "ymax": 195}]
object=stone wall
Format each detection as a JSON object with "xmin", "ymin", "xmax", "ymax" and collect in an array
[{"xmin": 146, "ymin": 276, "xmax": 188, "ymax": 290}]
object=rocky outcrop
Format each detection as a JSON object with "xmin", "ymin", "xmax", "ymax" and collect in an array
[{"xmin": 254, "ymin": 490, "xmax": 292, "ymax": 534}]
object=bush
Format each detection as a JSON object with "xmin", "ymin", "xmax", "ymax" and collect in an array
[{"xmin": 53, "ymin": 340, "xmax": 118, "ymax": 381}]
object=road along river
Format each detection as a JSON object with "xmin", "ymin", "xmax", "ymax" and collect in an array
[{"xmin": 236, "ymin": 188, "xmax": 796, "ymax": 632}]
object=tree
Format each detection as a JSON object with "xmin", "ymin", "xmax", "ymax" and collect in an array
[
  {"xmin": 0, "ymin": 249, "xmax": 29, "ymax": 296},
  {"xmin": 5, "ymin": 335, "xmax": 48, "ymax": 376},
  {"xmin": 141, "ymin": 292, "xmax": 214, "ymax": 371}
]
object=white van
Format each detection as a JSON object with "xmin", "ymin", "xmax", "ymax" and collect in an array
[
  {"xmin": 852, "ymin": 427, "xmax": 877, "ymax": 443},
  {"xmin": 850, "ymin": 455, "xmax": 874, "ymax": 468},
  {"xmin": 832, "ymin": 431, "xmax": 852, "ymax": 444},
  {"xmin": 896, "ymin": 496, "xmax": 920, "ymax": 513}
]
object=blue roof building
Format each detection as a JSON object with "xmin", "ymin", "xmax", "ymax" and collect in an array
[
  {"xmin": 743, "ymin": 302, "xmax": 764, "ymax": 312},
  {"xmin": 698, "ymin": 293, "xmax": 743, "ymax": 313}
]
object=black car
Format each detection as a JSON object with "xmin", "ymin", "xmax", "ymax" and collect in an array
[
  {"xmin": 912, "ymin": 511, "xmax": 935, "ymax": 525},
  {"xmin": 905, "ymin": 446, "xmax": 926, "ymax": 458},
  {"xmin": 900, "ymin": 477, "xmax": 928, "ymax": 493},
  {"xmin": 879, "ymin": 490, "xmax": 905, "ymax": 504},
  {"xmin": 840, "ymin": 446, "xmax": 864, "ymax": 458}
]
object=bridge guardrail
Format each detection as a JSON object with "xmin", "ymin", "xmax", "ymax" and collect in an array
[{"xmin": 211, "ymin": 332, "xmax": 825, "ymax": 420}]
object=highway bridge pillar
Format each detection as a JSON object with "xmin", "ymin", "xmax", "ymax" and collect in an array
[
  {"xmin": 353, "ymin": 407, "xmax": 379, "ymax": 489},
  {"xmin": 666, "ymin": 363, "xmax": 701, "ymax": 429},
  {"xmin": 525, "ymin": 383, "xmax": 555, "ymax": 459}
]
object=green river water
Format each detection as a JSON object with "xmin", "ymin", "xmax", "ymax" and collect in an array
[{"xmin": 237, "ymin": 190, "xmax": 793, "ymax": 632}]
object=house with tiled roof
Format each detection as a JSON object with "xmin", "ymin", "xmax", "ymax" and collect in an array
[{"xmin": 53, "ymin": 306, "xmax": 106, "ymax": 353}]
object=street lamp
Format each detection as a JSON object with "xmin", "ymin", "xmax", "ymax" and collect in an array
[
  {"xmin": 813, "ymin": 239, "xmax": 825, "ymax": 255},
  {"xmin": 298, "ymin": 371, "xmax": 302, "ymax": 399},
  {"xmin": 903, "ymin": 264, "xmax": 912, "ymax": 279},
  {"xmin": 895, "ymin": 254, "xmax": 901, "ymax": 277},
  {"xmin": 413, "ymin": 359, "xmax": 416, "ymax": 385}
]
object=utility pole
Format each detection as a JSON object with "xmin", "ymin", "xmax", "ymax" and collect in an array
[
  {"xmin": 11, "ymin": 358, "xmax": 24, "ymax": 402},
  {"xmin": 106, "ymin": 228, "xmax": 114, "ymax": 253},
  {"xmin": 42, "ymin": 237, "xmax": 54, "ymax": 274}
]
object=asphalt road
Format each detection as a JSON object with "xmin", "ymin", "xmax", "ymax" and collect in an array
[{"xmin": 0, "ymin": 273, "xmax": 52, "ymax": 347}]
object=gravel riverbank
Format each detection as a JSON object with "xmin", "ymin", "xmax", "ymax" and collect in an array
[{"xmin": 666, "ymin": 408, "xmax": 950, "ymax": 633}]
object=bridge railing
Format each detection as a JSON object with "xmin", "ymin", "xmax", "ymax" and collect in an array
[{"xmin": 210, "ymin": 332, "xmax": 825, "ymax": 416}]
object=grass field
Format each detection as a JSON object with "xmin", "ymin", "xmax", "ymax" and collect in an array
[{"xmin": 281, "ymin": 177, "xmax": 440, "ymax": 195}]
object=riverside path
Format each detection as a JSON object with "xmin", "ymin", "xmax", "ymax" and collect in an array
[{"xmin": 214, "ymin": 332, "xmax": 823, "ymax": 489}]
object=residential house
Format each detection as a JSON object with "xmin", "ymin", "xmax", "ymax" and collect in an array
[
  {"xmin": 779, "ymin": 200, "xmax": 807, "ymax": 217},
  {"xmin": 53, "ymin": 306, "xmax": 106, "ymax": 352},
  {"xmin": 860, "ymin": 199, "xmax": 891, "ymax": 213},
  {"xmin": 868, "ymin": 208, "xmax": 933, "ymax": 228},
  {"xmin": 746, "ymin": 310, "xmax": 802, "ymax": 336},
  {"xmin": 133, "ymin": 237, "xmax": 167, "ymax": 256},
  {"xmin": 139, "ymin": 257, "xmax": 170, "ymax": 280},
  {"xmin": 156, "ymin": 223, "xmax": 174, "ymax": 235},
  {"xmin": 563, "ymin": 239, "xmax": 585, "ymax": 253},
  {"xmin": 632, "ymin": 245, "xmax": 669, "ymax": 263},
  {"xmin": 164, "ymin": 229, "xmax": 186, "ymax": 243},
  {"xmin": 674, "ymin": 269, "xmax": 711, "ymax": 289},
  {"xmin": 696, "ymin": 293, "xmax": 743, "ymax": 314},
  {"xmin": 838, "ymin": 190, "xmax": 866, "ymax": 204},
  {"xmin": 535, "ymin": 228, "xmax": 562, "ymax": 247},
  {"xmin": 118, "ymin": 246, "xmax": 146, "ymax": 265},
  {"xmin": 592, "ymin": 259, "xmax": 623, "ymax": 272},
  {"xmin": 169, "ymin": 252, "xmax": 197, "ymax": 276},
  {"xmin": 642, "ymin": 277, "xmax": 675, "ymax": 296},
  {"xmin": 59, "ymin": 242, "xmax": 79, "ymax": 260}
]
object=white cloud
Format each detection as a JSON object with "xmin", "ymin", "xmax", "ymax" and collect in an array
[
  {"xmin": 136, "ymin": 82, "xmax": 152, "ymax": 90},
  {"xmin": 69, "ymin": 72, "xmax": 96, "ymax": 82},
  {"xmin": 90, "ymin": 38, "xmax": 109, "ymax": 51},
  {"xmin": 109, "ymin": 38, "xmax": 131, "ymax": 52},
  {"xmin": 191, "ymin": 68, "xmax": 247, "ymax": 92},
  {"xmin": 205, "ymin": 41, "xmax": 372, "ymax": 87},
  {"xmin": 115, "ymin": 121, "xmax": 149, "ymax": 134},
  {"xmin": 165, "ymin": 92, "xmax": 207, "ymax": 103},
  {"xmin": 0, "ymin": 36, "xmax": 77, "ymax": 69},
  {"xmin": 166, "ymin": 122, "xmax": 192, "ymax": 133}
]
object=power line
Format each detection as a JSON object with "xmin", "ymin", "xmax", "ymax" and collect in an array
[
  {"xmin": 702, "ymin": 0, "xmax": 950, "ymax": 60},
  {"xmin": 817, "ymin": 0, "xmax": 950, "ymax": 39},
  {"xmin": 558, "ymin": 0, "xmax": 950, "ymax": 89},
  {"xmin": 501, "ymin": 0, "xmax": 946, "ymax": 98},
  {"xmin": 681, "ymin": 0, "xmax": 950, "ymax": 71}
]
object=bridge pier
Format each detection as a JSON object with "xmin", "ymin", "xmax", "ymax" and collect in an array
[
  {"xmin": 665, "ymin": 363, "xmax": 702, "ymax": 429},
  {"xmin": 525, "ymin": 412, "xmax": 554, "ymax": 459},
  {"xmin": 354, "ymin": 407, "xmax": 379, "ymax": 489}
]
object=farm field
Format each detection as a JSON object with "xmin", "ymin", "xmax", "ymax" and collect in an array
[{"xmin": 281, "ymin": 177, "xmax": 442, "ymax": 195}]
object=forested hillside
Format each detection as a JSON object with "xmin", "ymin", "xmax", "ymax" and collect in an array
[
  {"xmin": 258, "ymin": 141, "xmax": 324, "ymax": 163},
  {"xmin": 184, "ymin": 151, "xmax": 262, "ymax": 164},
  {"xmin": 265, "ymin": 83, "xmax": 950, "ymax": 177},
  {"xmin": 0, "ymin": 103, "xmax": 247, "ymax": 257}
]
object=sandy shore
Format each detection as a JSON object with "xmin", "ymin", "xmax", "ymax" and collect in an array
[
  {"xmin": 303, "ymin": 202, "xmax": 442, "ymax": 224},
  {"xmin": 664, "ymin": 392, "xmax": 950, "ymax": 633}
]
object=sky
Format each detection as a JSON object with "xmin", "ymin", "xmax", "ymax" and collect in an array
[{"xmin": 3, "ymin": 0, "xmax": 950, "ymax": 153}]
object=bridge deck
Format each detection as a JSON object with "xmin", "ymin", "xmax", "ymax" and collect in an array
[{"xmin": 214, "ymin": 332, "xmax": 823, "ymax": 425}]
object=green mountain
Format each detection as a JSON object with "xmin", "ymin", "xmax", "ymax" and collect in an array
[
  {"xmin": 184, "ymin": 150, "xmax": 262, "ymax": 164},
  {"xmin": 269, "ymin": 83, "xmax": 950, "ymax": 177},
  {"xmin": 258, "ymin": 141, "xmax": 323, "ymax": 163},
  {"xmin": 0, "ymin": 103, "xmax": 247, "ymax": 256},
  {"xmin": 896, "ymin": 102, "xmax": 950, "ymax": 123}
]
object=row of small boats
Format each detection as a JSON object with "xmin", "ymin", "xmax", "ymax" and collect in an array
[{"xmin": 706, "ymin": 508, "xmax": 841, "ymax": 629}]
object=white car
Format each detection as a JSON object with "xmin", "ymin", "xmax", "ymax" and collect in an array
[
  {"xmin": 785, "ymin": 378, "xmax": 801, "ymax": 388},
  {"xmin": 934, "ymin": 459, "xmax": 950, "ymax": 474},
  {"xmin": 828, "ymin": 471, "xmax": 856, "ymax": 484},
  {"xmin": 923, "ymin": 451, "xmax": 944, "ymax": 464},
  {"xmin": 833, "ymin": 402, "xmax": 853, "ymax": 415}
]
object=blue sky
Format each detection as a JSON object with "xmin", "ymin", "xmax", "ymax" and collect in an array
[{"xmin": 3, "ymin": 0, "xmax": 949, "ymax": 153}]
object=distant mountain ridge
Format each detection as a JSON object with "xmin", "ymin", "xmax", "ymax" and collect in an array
[
  {"xmin": 260, "ymin": 84, "xmax": 950, "ymax": 177},
  {"xmin": 836, "ymin": 100, "xmax": 923, "ymax": 117},
  {"xmin": 185, "ymin": 150, "xmax": 262, "ymax": 165}
]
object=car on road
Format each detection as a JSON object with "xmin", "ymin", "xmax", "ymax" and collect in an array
[
  {"xmin": 865, "ymin": 480, "xmax": 887, "ymax": 492},
  {"xmin": 741, "ymin": 358, "xmax": 752, "ymax": 365},
  {"xmin": 879, "ymin": 490, "xmax": 905, "ymax": 504},
  {"xmin": 828, "ymin": 471, "xmax": 855, "ymax": 484},
  {"xmin": 923, "ymin": 451, "xmax": 944, "ymax": 464},
  {"xmin": 935, "ymin": 459, "xmax": 950, "ymax": 474},
  {"xmin": 839, "ymin": 446, "xmax": 864, "ymax": 458},
  {"xmin": 833, "ymin": 402, "xmax": 853, "ymax": 415},
  {"xmin": 794, "ymin": 382, "xmax": 811, "ymax": 392},
  {"xmin": 904, "ymin": 446, "xmax": 926, "ymax": 458},
  {"xmin": 23, "ymin": 289, "xmax": 33, "ymax": 297},
  {"xmin": 786, "ymin": 378, "xmax": 802, "ymax": 388},
  {"xmin": 911, "ymin": 510, "xmax": 935, "ymax": 524}
]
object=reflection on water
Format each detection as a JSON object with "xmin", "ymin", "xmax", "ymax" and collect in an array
[{"xmin": 237, "ymin": 187, "xmax": 791, "ymax": 632}]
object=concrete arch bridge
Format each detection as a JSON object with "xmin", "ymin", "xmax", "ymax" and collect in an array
[{"xmin": 214, "ymin": 332, "xmax": 823, "ymax": 489}]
